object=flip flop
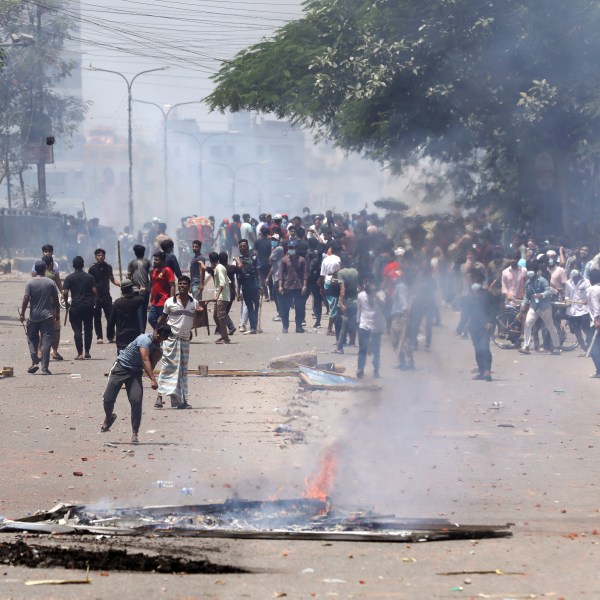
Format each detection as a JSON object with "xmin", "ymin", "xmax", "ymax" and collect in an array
[{"xmin": 101, "ymin": 413, "xmax": 117, "ymax": 432}]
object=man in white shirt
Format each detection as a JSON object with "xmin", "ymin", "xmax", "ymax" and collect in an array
[
  {"xmin": 586, "ymin": 268, "xmax": 600, "ymax": 377},
  {"xmin": 565, "ymin": 268, "xmax": 590, "ymax": 351},
  {"xmin": 318, "ymin": 241, "xmax": 342, "ymax": 336},
  {"xmin": 501, "ymin": 253, "xmax": 526, "ymax": 306},
  {"xmin": 356, "ymin": 274, "xmax": 386, "ymax": 379},
  {"xmin": 240, "ymin": 214, "xmax": 256, "ymax": 251},
  {"xmin": 155, "ymin": 275, "xmax": 203, "ymax": 409}
]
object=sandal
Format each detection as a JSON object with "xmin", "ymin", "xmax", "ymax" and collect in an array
[{"xmin": 100, "ymin": 413, "xmax": 117, "ymax": 432}]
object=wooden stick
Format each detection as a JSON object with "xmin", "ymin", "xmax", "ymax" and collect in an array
[
  {"xmin": 117, "ymin": 240, "xmax": 123, "ymax": 281},
  {"xmin": 17, "ymin": 308, "xmax": 26, "ymax": 334},
  {"xmin": 257, "ymin": 292, "xmax": 263, "ymax": 333},
  {"xmin": 81, "ymin": 202, "xmax": 90, "ymax": 240},
  {"xmin": 586, "ymin": 328, "xmax": 598, "ymax": 358}
]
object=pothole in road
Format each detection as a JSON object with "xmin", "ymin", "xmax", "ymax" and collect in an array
[{"xmin": 0, "ymin": 541, "xmax": 248, "ymax": 574}]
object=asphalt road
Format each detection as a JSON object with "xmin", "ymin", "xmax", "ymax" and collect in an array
[{"xmin": 1, "ymin": 271, "xmax": 599, "ymax": 599}]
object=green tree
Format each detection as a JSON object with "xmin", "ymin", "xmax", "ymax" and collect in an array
[
  {"xmin": 208, "ymin": 0, "xmax": 600, "ymax": 237},
  {"xmin": 0, "ymin": 0, "xmax": 88, "ymax": 210}
]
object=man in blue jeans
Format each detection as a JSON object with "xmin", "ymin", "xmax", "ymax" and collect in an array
[
  {"xmin": 464, "ymin": 269, "xmax": 496, "ymax": 381},
  {"xmin": 278, "ymin": 240, "xmax": 307, "ymax": 333},
  {"xmin": 234, "ymin": 239, "xmax": 260, "ymax": 334}
]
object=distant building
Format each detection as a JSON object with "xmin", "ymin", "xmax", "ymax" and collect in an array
[{"xmin": 169, "ymin": 111, "xmax": 307, "ymax": 220}]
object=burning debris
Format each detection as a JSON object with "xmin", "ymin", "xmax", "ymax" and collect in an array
[{"xmin": 0, "ymin": 499, "xmax": 512, "ymax": 543}]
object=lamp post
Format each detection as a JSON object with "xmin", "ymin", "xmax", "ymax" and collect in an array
[
  {"xmin": 203, "ymin": 160, "xmax": 269, "ymax": 215},
  {"xmin": 237, "ymin": 177, "xmax": 293, "ymax": 215},
  {"xmin": 87, "ymin": 66, "xmax": 168, "ymax": 231},
  {"xmin": 172, "ymin": 130, "xmax": 238, "ymax": 215},
  {"xmin": 133, "ymin": 99, "xmax": 202, "ymax": 227}
]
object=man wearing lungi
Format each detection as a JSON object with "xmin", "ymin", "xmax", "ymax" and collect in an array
[{"xmin": 155, "ymin": 276, "xmax": 204, "ymax": 409}]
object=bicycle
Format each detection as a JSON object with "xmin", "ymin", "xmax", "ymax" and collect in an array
[{"xmin": 493, "ymin": 301, "xmax": 579, "ymax": 351}]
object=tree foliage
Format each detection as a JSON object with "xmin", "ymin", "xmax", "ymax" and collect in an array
[
  {"xmin": 208, "ymin": 0, "xmax": 600, "ymax": 235},
  {"xmin": 0, "ymin": 0, "xmax": 88, "ymax": 209}
]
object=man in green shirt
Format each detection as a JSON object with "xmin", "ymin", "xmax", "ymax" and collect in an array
[{"xmin": 335, "ymin": 258, "xmax": 359, "ymax": 354}]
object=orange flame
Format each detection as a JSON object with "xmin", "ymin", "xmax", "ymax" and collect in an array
[{"xmin": 303, "ymin": 446, "xmax": 338, "ymax": 501}]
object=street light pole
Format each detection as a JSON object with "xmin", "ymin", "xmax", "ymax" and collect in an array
[
  {"xmin": 88, "ymin": 66, "xmax": 168, "ymax": 231},
  {"xmin": 172, "ymin": 130, "xmax": 237, "ymax": 215},
  {"xmin": 203, "ymin": 160, "xmax": 269, "ymax": 215},
  {"xmin": 133, "ymin": 100, "xmax": 203, "ymax": 227},
  {"xmin": 237, "ymin": 177, "xmax": 293, "ymax": 215}
]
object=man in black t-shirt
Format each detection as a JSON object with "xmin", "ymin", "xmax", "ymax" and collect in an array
[
  {"xmin": 254, "ymin": 226, "xmax": 272, "ymax": 301},
  {"xmin": 88, "ymin": 248, "xmax": 120, "ymax": 344},
  {"xmin": 63, "ymin": 256, "xmax": 97, "ymax": 359},
  {"xmin": 161, "ymin": 239, "xmax": 183, "ymax": 279},
  {"xmin": 189, "ymin": 239, "xmax": 206, "ymax": 300},
  {"xmin": 108, "ymin": 279, "xmax": 146, "ymax": 352}
]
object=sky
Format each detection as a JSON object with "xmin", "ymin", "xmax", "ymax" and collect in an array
[{"xmin": 74, "ymin": 0, "xmax": 305, "ymax": 136}]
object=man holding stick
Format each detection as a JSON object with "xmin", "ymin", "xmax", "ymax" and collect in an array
[
  {"xmin": 209, "ymin": 251, "xmax": 231, "ymax": 344},
  {"xmin": 20, "ymin": 261, "xmax": 60, "ymax": 375}
]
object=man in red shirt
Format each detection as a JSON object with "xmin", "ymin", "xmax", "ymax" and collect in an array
[{"xmin": 148, "ymin": 251, "xmax": 175, "ymax": 330}]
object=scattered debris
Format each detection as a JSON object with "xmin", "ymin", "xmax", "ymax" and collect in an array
[
  {"xmin": 437, "ymin": 569, "xmax": 526, "ymax": 576},
  {"xmin": 299, "ymin": 366, "xmax": 381, "ymax": 391},
  {"xmin": 1, "ymin": 366, "xmax": 13, "ymax": 378},
  {"xmin": 0, "ymin": 540, "xmax": 245, "ymax": 574},
  {"xmin": 25, "ymin": 568, "xmax": 91, "ymax": 586},
  {"xmin": 270, "ymin": 350, "xmax": 317, "ymax": 369}
]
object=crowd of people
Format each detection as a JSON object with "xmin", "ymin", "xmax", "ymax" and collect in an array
[{"xmin": 19, "ymin": 207, "xmax": 600, "ymax": 444}]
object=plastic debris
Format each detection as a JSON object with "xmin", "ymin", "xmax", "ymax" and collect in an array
[
  {"xmin": 156, "ymin": 480, "xmax": 174, "ymax": 488},
  {"xmin": 437, "ymin": 570, "xmax": 526, "ymax": 576},
  {"xmin": 26, "ymin": 567, "xmax": 90, "ymax": 586}
]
